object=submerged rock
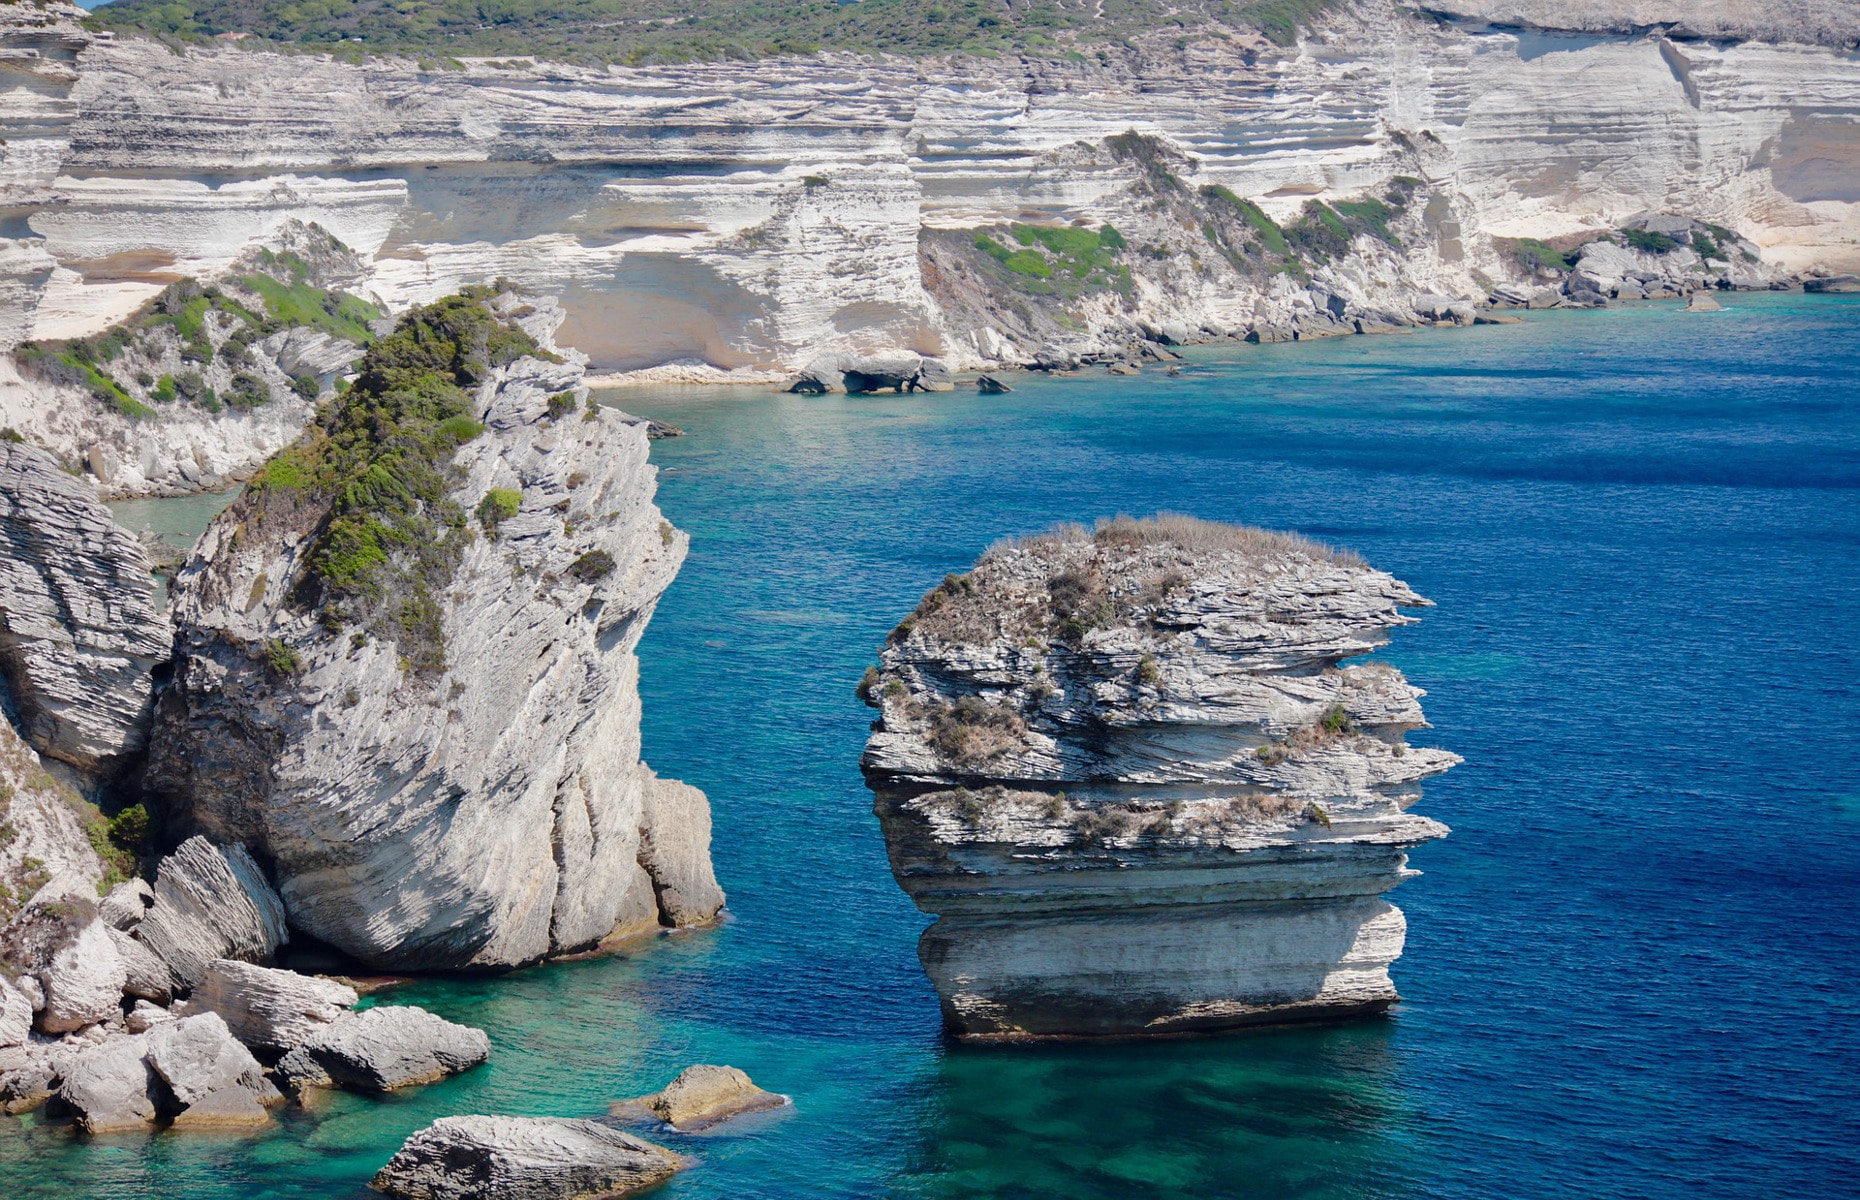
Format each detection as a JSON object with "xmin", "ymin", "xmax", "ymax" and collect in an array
[
  {"xmin": 0, "ymin": 442, "xmax": 170, "ymax": 774},
  {"xmin": 373, "ymin": 1115, "xmax": 682, "ymax": 1200},
  {"xmin": 290, "ymin": 1004, "xmax": 489, "ymax": 1092},
  {"xmin": 134, "ymin": 837, "xmax": 290, "ymax": 989},
  {"xmin": 615, "ymin": 1064, "xmax": 786, "ymax": 1131},
  {"xmin": 861, "ymin": 515, "xmax": 1459, "ymax": 1039},
  {"xmin": 147, "ymin": 293, "xmax": 721, "ymax": 970}
]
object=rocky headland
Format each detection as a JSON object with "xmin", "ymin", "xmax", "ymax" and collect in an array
[
  {"xmin": 861, "ymin": 515, "xmax": 1459, "ymax": 1039},
  {"xmin": 0, "ymin": 286, "xmax": 724, "ymax": 1145}
]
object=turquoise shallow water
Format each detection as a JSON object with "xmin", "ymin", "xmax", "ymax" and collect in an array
[{"xmin": 7, "ymin": 294, "xmax": 1860, "ymax": 1197}]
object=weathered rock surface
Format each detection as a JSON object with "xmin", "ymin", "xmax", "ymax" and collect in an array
[
  {"xmin": 145, "ymin": 1011, "xmax": 280, "ymax": 1128},
  {"xmin": 291, "ymin": 1005, "xmax": 490, "ymax": 1092},
  {"xmin": 192, "ymin": 959, "xmax": 357, "ymax": 1053},
  {"xmin": 635, "ymin": 768, "xmax": 727, "ymax": 929},
  {"xmin": 108, "ymin": 926, "xmax": 172, "ymax": 1004},
  {"xmin": 373, "ymin": 1116, "xmax": 682, "ymax": 1200},
  {"xmin": 0, "ymin": 979, "xmax": 33, "ymax": 1048},
  {"xmin": 1805, "ymin": 274, "xmax": 1860, "ymax": 293},
  {"xmin": 861, "ymin": 515, "xmax": 1459, "ymax": 1038},
  {"xmin": 134, "ymin": 837, "xmax": 290, "ymax": 989},
  {"xmin": 38, "ymin": 915, "xmax": 127, "ymax": 1033},
  {"xmin": 98, "ymin": 878, "xmax": 153, "ymax": 932},
  {"xmin": 1419, "ymin": 1, "xmax": 1860, "ymax": 47},
  {"xmin": 59, "ymin": 1033, "xmax": 157, "ymax": 1133},
  {"xmin": 148, "ymin": 297, "xmax": 720, "ymax": 970},
  {"xmin": 616, "ymin": 1064, "xmax": 786, "ymax": 1131},
  {"xmin": 0, "ymin": 441, "xmax": 169, "ymax": 772}
]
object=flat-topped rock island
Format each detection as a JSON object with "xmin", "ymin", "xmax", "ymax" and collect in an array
[{"xmin": 861, "ymin": 515, "xmax": 1460, "ymax": 1039}]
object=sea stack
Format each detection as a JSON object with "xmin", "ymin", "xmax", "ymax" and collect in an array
[{"xmin": 861, "ymin": 515, "xmax": 1459, "ymax": 1039}]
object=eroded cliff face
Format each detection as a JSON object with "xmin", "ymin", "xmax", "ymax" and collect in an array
[
  {"xmin": 0, "ymin": 440, "xmax": 169, "ymax": 773},
  {"xmin": 146, "ymin": 293, "xmax": 722, "ymax": 969},
  {"xmin": 861, "ymin": 516, "xmax": 1458, "ymax": 1038},
  {"xmin": 1, "ymin": 0, "xmax": 1854, "ymax": 380}
]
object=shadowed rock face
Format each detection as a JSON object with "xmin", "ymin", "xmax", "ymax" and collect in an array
[
  {"xmin": 861, "ymin": 515, "xmax": 1459, "ymax": 1040},
  {"xmin": 147, "ymin": 296, "xmax": 723, "ymax": 970}
]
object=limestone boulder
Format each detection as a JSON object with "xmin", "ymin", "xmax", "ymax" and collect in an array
[
  {"xmin": 192, "ymin": 959, "xmax": 357, "ymax": 1052},
  {"xmin": 294, "ymin": 1005, "xmax": 490, "ymax": 1092},
  {"xmin": 1805, "ymin": 274, "xmax": 1860, "ymax": 293},
  {"xmin": 0, "ymin": 442, "xmax": 170, "ymax": 774},
  {"xmin": 38, "ymin": 915, "xmax": 127, "ymax": 1034},
  {"xmin": 59, "ymin": 1033, "xmax": 157, "ymax": 1134},
  {"xmin": 99, "ymin": 878, "xmax": 154, "ymax": 931},
  {"xmin": 373, "ymin": 1116, "xmax": 682, "ymax": 1200},
  {"xmin": 144, "ymin": 1011, "xmax": 279, "ymax": 1128},
  {"xmin": 134, "ymin": 837, "xmax": 289, "ymax": 988},
  {"xmin": 636, "ymin": 768, "xmax": 726, "ymax": 927},
  {"xmin": 109, "ymin": 925, "xmax": 173, "ymax": 1004},
  {"xmin": 616, "ymin": 1064, "xmax": 785, "ymax": 1131}
]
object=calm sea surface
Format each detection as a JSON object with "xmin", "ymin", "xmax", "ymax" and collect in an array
[{"xmin": 9, "ymin": 294, "xmax": 1859, "ymax": 1198}]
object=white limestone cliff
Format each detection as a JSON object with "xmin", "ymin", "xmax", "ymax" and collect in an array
[
  {"xmin": 0, "ymin": 0, "xmax": 1853, "ymax": 381},
  {"xmin": 145, "ymin": 295, "xmax": 724, "ymax": 970},
  {"xmin": 861, "ymin": 515, "xmax": 1458, "ymax": 1038}
]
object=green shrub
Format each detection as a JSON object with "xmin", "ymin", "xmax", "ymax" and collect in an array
[
  {"xmin": 1506, "ymin": 238, "xmax": 1577, "ymax": 274},
  {"xmin": 1620, "ymin": 227, "xmax": 1680, "ymax": 255},
  {"xmin": 151, "ymin": 374, "xmax": 177, "ymax": 403},
  {"xmin": 546, "ymin": 391, "xmax": 576, "ymax": 419},
  {"xmin": 263, "ymin": 638, "xmax": 303, "ymax": 677},
  {"xmin": 477, "ymin": 487, "xmax": 521, "ymax": 533},
  {"xmin": 568, "ymin": 549, "xmax": 616, "ymax": 581}
]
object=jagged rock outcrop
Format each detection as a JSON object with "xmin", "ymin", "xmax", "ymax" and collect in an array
[
  {"xmin": 287, "ymin": 1005, "xmax": 490, "ymax": 1092},
  {"xmin": 615, "ymin": 1064, "xmax": 786, "ymax": 1131},
  {"xmin": 144, "ymin": 1011, "xmax": 282, "ymax": 1129},
  {"xmin": 1418, "ymin": 1, "xmax": 1860, "ymax": 47},
  {"xmin": 861, "ymin": 515, "xmax": 1460, "ymax": 1039},
  {"xmin": 134, "ymin": 836, "xmax": 290, "ymax": 989},
  {"xmin": 192, "ymin": 958, "xmax": 357, "ymax": 1053},
  {"xmin": 373, "ymin": 1116, "xmax": 683, "ymax": 1200},
  {"xmin": 0, "ymin": 440, "xmax": 169, "ymax": 772},
  {"xmin": 146, "ymin": 293, "xmax": 721, "ymax": 970}
]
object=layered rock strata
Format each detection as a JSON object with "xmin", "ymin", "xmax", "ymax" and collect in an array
[
  {"xmin": 4, "ymin": 1, "xmax": 1858, "ymax": 379},
  {"xmin": 0, "ymin": 440, "xmax": 169, "ymax": 772},
  {"xmin": 861, "ymin": 515, "xmax": 1459, "ymax": 1038},
  {"xmin": 148, "ymin": 293, "xmax": 723, "ymax": 970}
]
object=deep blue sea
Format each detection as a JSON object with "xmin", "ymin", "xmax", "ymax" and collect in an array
[{"xmin": 6, "ymin": 294, "xmax": 1859, "ymax": 1198}]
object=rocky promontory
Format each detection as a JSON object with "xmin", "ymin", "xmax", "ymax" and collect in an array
[
  {"xmin": 146, "ymin": 288, "xmax": 723, "ymax": 970},
  {"xmin": 861, "ymin": 515, "xmax": 1459, "ymax": 1038}
]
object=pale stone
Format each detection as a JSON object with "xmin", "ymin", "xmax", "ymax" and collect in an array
[
  {"xmin": 0, "ymin": 978, "xmax": 32, "ymax": 1047},
  {"xmin": 293, "ymin": 1005, "xmax": 490, "ymax": 1092},
  {"xmin": 636, "ymin": 767, "xmax": 726, "ymax": 928},
  {"xmin": 192, "ymin": 959, "xmax": 357, "ymax": 1052},
  {"xmin": 373, "ymin": 1116, "xmax": 681, "ymax": 1200},
  {"xmin": 58, "ymin": 1033, "xmax": 156, "ymax": 1133},
  {"xmin": 134, "ymin": 837, "xmax": 289, "ymax": 988},
  {"xmin": 144, "ymin": 1011, "xmax": 279, "ymax": 1125},
  {"xmin": 38, "ymin": 916, "xmax": 126, "ymax": 1034},
  {"xmin": 98, "ymin": 878, "xmax": 154, "ymax": 931},
  {"xmin": 108, "ymin": 926, "xmax": 172, "ymax": 1004},
  {"xmin": 617, "ymin": 1064, "xmax": 785, "ymax": 1131}
]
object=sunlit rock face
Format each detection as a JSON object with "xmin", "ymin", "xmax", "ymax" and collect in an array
[
  {"xmin": 861, "ymin": 517, "xmax": 1458, "ymax": 1039},
  {"xmin": 147, "ymin": 298, "xmax": 724, "ymax": 970},
  {"xmin": 3, "ymin": 0, "xmax": 1858, "ymax": 372}
]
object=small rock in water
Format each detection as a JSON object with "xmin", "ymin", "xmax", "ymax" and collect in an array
[
  {"xmin": 1685, "ymin": 291, "xmax": 1724, "ymax": 312},
  {"xmin": 975, "ymin": 374, "xmax": 1013, "ymax": 394},
  {"xmin": 292, "ymin": 1005, "xmax": 490, "ymax": 1091},
  {"xmin": 373, "ymin": 1115, "xmax": 682, "ymax": 1200},
  {"xmin": 615, "ymin": 1064, "xmax": 786, "ymax": 1131}
]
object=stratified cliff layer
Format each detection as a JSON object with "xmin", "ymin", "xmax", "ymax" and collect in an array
[
  {"xmin": 147, "ymin": 289, "xmax": 723, "ymax": 970},
  {"xmin": 0, "ymin": 1, "xmax": 1855, "ymax": 381},
  {"xmin": 861, "ymin": 516, "xmax": 1458, "ymax": 1039}
]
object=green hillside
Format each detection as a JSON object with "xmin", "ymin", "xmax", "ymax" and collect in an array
[{"xmin": 92, "ymin": 0, "xmax": 1336, "ymax": 65}]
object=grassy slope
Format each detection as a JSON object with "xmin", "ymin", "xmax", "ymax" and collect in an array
[{"xmin": 93, "ymin": 0, "xmax": 1338, "ymax": 65}]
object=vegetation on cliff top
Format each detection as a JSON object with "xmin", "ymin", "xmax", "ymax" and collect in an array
[
  {"xmin": 247, "ymin": 287, "xmax": 544, "ymax": 675},
  {"xmin": 11, "ymin": 241, "xmax": 381, "ymax": 421},
  {"xmin": 94, "ymin": 0, "xmax": 1339, "ymax": 65}
]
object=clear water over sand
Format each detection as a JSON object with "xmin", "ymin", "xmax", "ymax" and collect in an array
[{"xmin": 8, "ymin": 294, "xmax": 1858, "ymax": 1198}]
